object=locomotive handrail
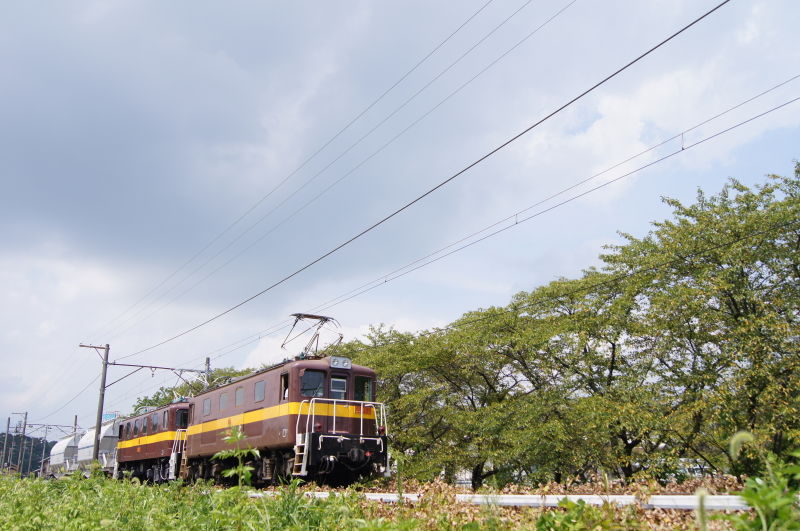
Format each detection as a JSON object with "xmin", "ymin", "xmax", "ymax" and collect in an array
[
  {"xmin": 295, "ymin": 398, "xmax": 387, "ymax": 441},
  {"xmin": 172, "ymin": 429, "xmax": 187, "ymax": 455}
]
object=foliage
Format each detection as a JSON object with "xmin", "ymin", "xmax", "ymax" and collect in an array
[
  {"xmin": 713, "ymin": 433, "xmax": 800, "ymax": 530},
  {"xmin": 0, "ymin": 433, "xmax": 56, "ymax": 476},
  {"xmin": 348, "ymin": 165, "xmax": 800, "ymax": 487},
  {"xmin": 122, "ymin": 164, "xmax": 800, "ymax": 490},
  {"xmin": 0, "ymin": 475, "xmax": 382, "ymax": 530},
  {"xmin": 535, "ymin": 499, "xmax": 642, "ymax": 530},
  {"xmin": 213, "ymin": 426, "xmax": 260, "ymax": 488}
]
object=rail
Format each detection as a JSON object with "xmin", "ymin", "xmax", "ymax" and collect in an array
[
  {"xmin": 247, "ymin": 491, "xmax": 755, "ymax": 511},
  {"xmin": 295, "ymin": 398, "xmax": 387, "ymax": 440}
]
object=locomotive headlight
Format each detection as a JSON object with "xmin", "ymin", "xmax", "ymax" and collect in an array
[{"xmin": 330, "ymin": 356, "xmax": 352, "ymax": 369}]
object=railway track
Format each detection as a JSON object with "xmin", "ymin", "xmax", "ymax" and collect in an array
[{"xmin": 249, "ymin": 491, "xmax": 749, "ymax": 511}]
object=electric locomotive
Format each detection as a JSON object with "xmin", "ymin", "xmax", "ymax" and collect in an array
[
  {"xmin": 115, "ymin": 401, "xmax": 190, "ymax": 482},
  {"xmin": 115, "ymin": 314, "xmax": 389, "ymax": 486}
]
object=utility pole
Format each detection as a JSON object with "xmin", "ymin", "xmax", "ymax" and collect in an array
[
  {"xmin": 205, "ymin": 357, "xmax": 211, "ymax": 380},
  {"xmin": 39, "ymin": 426, "xmax": 49, "ymax": 476},
  {"xmin": 1, "ymin": 417, "xmax": 9, "ymax": 469},
  {"xmin": 79, "ymin": 343, "xmax": 109, "ymax": 462},
  {"xmin": 14, "ymin": 412, "xmax": 27, "ymax": 476},
  {"xmin": 26, "ymin": 437, "xmax": 34, "ymax": 476},
  {"xmin": 79, "ymin": 342, "xmax": 207, "ymax": 465}
]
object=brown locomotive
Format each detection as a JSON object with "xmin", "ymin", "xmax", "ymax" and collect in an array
[
  {"xmin": 115, "ymin": 315, "xmax": 389, "ymax": 485},
  {"xmin": 116, "ymin": 402, "xmax": 190, "ymax": 481}
]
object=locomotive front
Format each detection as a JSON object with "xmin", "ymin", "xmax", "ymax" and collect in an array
[{"xmin": 291, "ymin": 356, "xmax": 389, "ymax": 484}]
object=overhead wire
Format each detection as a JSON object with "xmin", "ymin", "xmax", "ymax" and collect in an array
[
  {"xmin": 347, "ymin": 215, "xmax": 800, "ymax": 357},
  {"xmin": 37, "ymin": 66, "xmax": 792, "ymax": 424},
  {"xmin": 325, "ymin": 97, "xmax": 800, "ymax": 310},
  {"xmin": 103, "ymin": 322, "xmax": 295, "ymax": 411},
  {"xmin": 307, "ymin": 83, "xmax": 800, "ymax": 312},
  {"xmin": 36, "ymin": 374, "xmax": 100, "ymax": 422},
  {"xmin": 102, "ymin": 0, "xmax": 558, "ymax": 341},
  {"xmin": 93, "ymin": 0, "xmax": 501, "ymax": 341},
  {"xmin": 116, "ymin": 0, "xmax": 733, "ymax": 361},
  {"xmin": 113, "ymin": 74, "xmax": 800, "ymax": 404}
]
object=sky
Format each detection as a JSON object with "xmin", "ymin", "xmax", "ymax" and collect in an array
[{"xmin": 1, "ymin": 0, "xmax": 799, "ymax": 440}]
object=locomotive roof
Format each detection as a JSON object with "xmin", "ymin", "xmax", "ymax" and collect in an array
[
  {"xmin": 119, "ymin": 400, "xmax": 189, "ymax": 423},
  {"xmin": 192, "ymin": 356, "xmax": 375, "ymax": 399}
]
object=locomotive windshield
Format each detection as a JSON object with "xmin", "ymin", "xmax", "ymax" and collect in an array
[
  {"xmin": 300, "ymin": 370, "xmax": 325, "ymax": 397},
  {"xmin": 176, "ymin": 409, "xmax": 188, "ymax": 429}
]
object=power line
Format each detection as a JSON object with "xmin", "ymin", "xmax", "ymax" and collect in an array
[
  {"xmin": 92, "ymin": 0, "xmax": 500, "ymax": 341},
  {"xmin": 122, "ymin": 75, "xmax": 799, "ymax": 382},
  {"xmin": 111, "ymin": 157, "xmax": 800, "ymax": 407},
  {"xmin": 74, "ymin": 70, "xmax": 796, "ymax": 413},
  {"xmin": 311, "ymin": 94, "xmax": 800, "ymax": 312},
  {"xmin": 349, "ymin": 215, "xmax": 800, "ymax": 356},
  {"xmin": 82, "ymin": 88, "xmax": 800, "ymax": 414},
  {"xmin": 36, "ymin": 374, "xmax": 99, "ymax": 422},
  {"xmin": 101, "ymin": 0, "xmax": 555, "ymax": 341},
  {"xmin": 103, "ymin": 322, "xmax": 295, "ymax": 410},
  {"xmin": 117, "ymin": 0, "xmax": 732, "ymax": 360}
]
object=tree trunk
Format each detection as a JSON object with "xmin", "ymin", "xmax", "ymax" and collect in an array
[{"xmin": 471, "ymin": 461, "xmax": 485, "ymax": 490}]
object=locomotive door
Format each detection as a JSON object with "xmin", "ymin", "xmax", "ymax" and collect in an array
[
  {"xmin": 329, "ymin": 373, "xmax": 351, "ymax": 434},
  {"xmin": 186, "ymin": 403, "xmax": 195, "ymax": 454}
]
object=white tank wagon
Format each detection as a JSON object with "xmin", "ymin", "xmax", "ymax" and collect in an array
[
  {"xmin": 76, "ymin": 419, "xmax": 119, "ymax": 475},
  {"xmin": 47, "ymin": 432, "xmax": 82, "ymax": 477}
]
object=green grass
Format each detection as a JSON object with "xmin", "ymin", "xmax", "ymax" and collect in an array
[{"xmin": 0, "ymin": 475, "xmax": 373, "ymax": 530}]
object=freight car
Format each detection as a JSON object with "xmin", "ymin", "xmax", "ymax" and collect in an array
[
  {"xmin": 76, "ymin": 419, "xmax": 119, "ymax": 475},
  {"xmin": 47, "ymin": 432, "xmax": 81, "ymax": 477}
]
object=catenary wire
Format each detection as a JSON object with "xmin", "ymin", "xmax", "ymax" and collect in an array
[
  {"xmin": 103, "ymin": 323, "xmax": 295, "ymax": 410},
  {"xmin": 312, "ymin": 98, "xmax": 800, "ymax": 311},
  {"xmin": 116, "ymin": 0, "xmax": 732, "ymax": 361},
  {"xmin": 91, "ymin": 0, "xmax": 498, "ymax": 340},
  {"xmin": 36, "ymin": 375, "xmax": 100, "ymax": 422},
  {"xmin": 127, "ymin": 82, "xmax": 800, "ymax": 397},
  {"xmin": 42, "ymin": 70, "xmax": 788, "ymax": 421},
  {"xmin": 102, "ymin": 0, "xmax": 556, "ymax": 341},
  {"xmin": 347, "ymin": 215, "xmax": 800, "ymax": 357},
  {"xmin": 305, "ymin": 74, "xmax": 800, "ymax": 312}
]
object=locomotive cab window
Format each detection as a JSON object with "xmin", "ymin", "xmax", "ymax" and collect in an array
[
  {"xmin": 354, "ymin": 377, "xmax": 373, "ymax": 401},
  {"xmin": 219, "ymin": 392, "xmax": 228, "ymax": 411},
  {"xmin": 152, "ymin": 413, "xmax": 159, "ymax": 431},
  {"xmin": 280, "ymin": 373, "xmax": 289, "ymax": 401},
  {"xmin": 163, "ymin": 411, "xmax": 168, "ymax": 428},
  {"xmin": 176, "ymin": 409, "xmax": 189, "ymax": 429},
  {"xmin": 330, "ymin": 377, "xmax": 347, "ymax": 400},
  {"xmin": 134, "ymin": 419, "xmax": 140, "ymax": 436},
  {"xmin": 203, "ymin": 398, "xmax": 211, "ymax": 416},
  {"xmin": 118, "ymin": 425, "xmax": 124, "ymax": 440},
  {"xmin": 142, "ymin": 418, "xmax": 148, "ymax": 435},
  {"xmin": 300, "ymin": 370, "xmax": 325, "ymax": 397},
  {"xmin": 235, "ymin": 387, "xmax": 245, "ymax": 406},
  {"xmin": 254, "ymin": 380, "xmax": 265, "ymax": 402},
  {"xmin": 125, "ymin": 423, "xmax": 131, "ymax": 439}
]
